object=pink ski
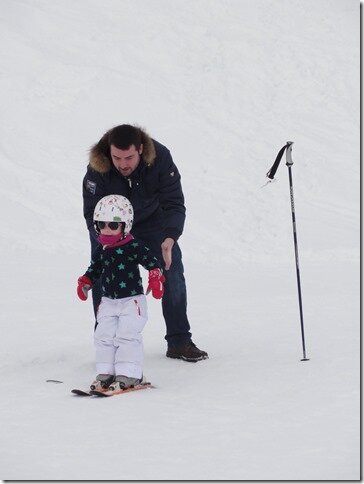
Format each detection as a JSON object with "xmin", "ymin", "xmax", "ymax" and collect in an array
[{"xmin": 90, "ymin": 382, "xmax": 154, "ymax": 397}]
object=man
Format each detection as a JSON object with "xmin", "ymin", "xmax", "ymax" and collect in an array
[{"xmin": 82, "ymin": 124, "xmax": 208, "ymax": 362}]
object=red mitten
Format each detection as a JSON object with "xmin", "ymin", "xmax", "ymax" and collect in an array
[
  {"xmin": 77, "ymin": 276, "xmax": 93, "ymax": 301},
  {"xmin": 146, "ymin": 268, "xmax": 165, "ymax": 299}
]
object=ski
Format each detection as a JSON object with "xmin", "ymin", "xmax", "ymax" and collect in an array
[
  {"xmin": 90, "ymin": 382, "xmax": 154, "ymax": 397},
  {"xmin": 71, "ymin": 388, "xmax": 95, "ymax": 396}
]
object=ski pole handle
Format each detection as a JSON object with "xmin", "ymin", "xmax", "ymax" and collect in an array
[{"xmin": 285, "ymin": 141, "xmax": 294, "ymax": 166}]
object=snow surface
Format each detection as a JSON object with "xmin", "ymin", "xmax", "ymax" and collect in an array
[{"xmin": 0, "ymin": 0, "xmax": 360, "ymax": 480}]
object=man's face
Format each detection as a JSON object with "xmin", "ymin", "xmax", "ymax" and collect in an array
[{"xmin": 110, "ymin": 144, "xmax": 143, "ymax": 177}]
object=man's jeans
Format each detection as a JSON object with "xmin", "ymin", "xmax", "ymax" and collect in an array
[{"xmin": 90, "ymin": 233, "xmax": 192, "ymax": 347}]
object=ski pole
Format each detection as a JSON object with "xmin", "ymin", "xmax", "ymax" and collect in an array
[
  {"xmin": 266, "ymin": 142, "xmax": 309, "ymax": 361},
  {"xmin": 285, "ymin": 142, "xmax": 309, "ymax": 361}
]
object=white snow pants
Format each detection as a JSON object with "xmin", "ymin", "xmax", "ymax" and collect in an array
[{"xmin": 94, "ymin": 295, "xmax": 148, "ymax": 378}]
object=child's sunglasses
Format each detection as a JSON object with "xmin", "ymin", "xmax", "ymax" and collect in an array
[{"xmin": 97, "ymin": 221, "xmax": 122, "ymax": 231}]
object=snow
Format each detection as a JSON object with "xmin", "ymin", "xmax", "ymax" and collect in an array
[{"xmin": 0, "ymin": 0, "xmax": 359, "ymax": 480}]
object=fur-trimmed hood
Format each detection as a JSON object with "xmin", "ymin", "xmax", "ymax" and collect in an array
[{"xmin": 89, "ymin": 126, "xmax": 156, "ymax": 174}]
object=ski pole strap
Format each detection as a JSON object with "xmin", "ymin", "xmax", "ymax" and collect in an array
[{"xmin": 266, "ymin": 143, "xmax": 289, "ymax": 180}]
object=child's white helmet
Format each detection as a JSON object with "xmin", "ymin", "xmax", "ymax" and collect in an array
[{"xmin": 93, "ymin": 195, "xmax": 134, "ymax": 234}]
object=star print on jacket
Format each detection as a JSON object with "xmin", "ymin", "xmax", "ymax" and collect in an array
[{"xmin": 83, "ymin": 238, "xmax": 162, "ymax": 299}]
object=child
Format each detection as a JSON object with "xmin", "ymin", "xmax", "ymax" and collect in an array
[{"xmin": 77, "ymin": 194, "xmax": 165, "ymax": 392}]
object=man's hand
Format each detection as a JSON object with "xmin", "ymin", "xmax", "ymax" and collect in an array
[{"xmin": 161, "ymin": 238, "xmax": 175, "ymax": 270}]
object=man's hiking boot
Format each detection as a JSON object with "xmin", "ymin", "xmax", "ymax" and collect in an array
[{"xmin": 166, "ymin": 341, "xmax": 208, "ymax": 362}]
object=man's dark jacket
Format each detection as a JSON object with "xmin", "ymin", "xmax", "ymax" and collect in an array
[{"xmin": 83, "ymin": 128, "xmax": 186, "ymax": 243}]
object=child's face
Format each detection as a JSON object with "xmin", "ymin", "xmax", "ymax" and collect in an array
[{"xmin": 98, "ymin": 222, "xmax": 123, "ymax": 236}]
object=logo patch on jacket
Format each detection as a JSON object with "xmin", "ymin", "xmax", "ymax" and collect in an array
[{"xmin": 86, "ymin": 180, "xmax": 96, "ymax": 194}]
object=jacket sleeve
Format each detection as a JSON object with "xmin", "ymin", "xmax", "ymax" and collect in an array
[
  {"xmin": 158, "ymin": 149, "xmax": 186, "ymax": 241},
  {"xmin": 83, "ymin": 246, "xmax": 103, "ymax": 283},
  {"xmin": 82, "ymin": 167, "xmax": 107, "ymax": 242},
  {"xmin": 137, "ymin": 242, "xmax": 162, "ymax": 272}
]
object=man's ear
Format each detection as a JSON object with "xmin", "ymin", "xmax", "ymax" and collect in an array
[{"xmin": 139, "ymin": 144, "xmax": 144, "ymax": 155}]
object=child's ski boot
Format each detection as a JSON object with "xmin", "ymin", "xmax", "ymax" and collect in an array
[
  {"xmin": 89, "ymin": 375, "xmax": 153, "ymax": 397},
  {"xmin": 90, "ymin": 374, "xmax": 114, "ymax": 391},
  {"xmin": 109, "ymin": 375, "xmax": 145, "ymax": 391}
]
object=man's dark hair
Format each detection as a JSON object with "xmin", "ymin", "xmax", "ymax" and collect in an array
[{"xmin": 108, "ymin": 125, "xmax": 142, "ymax": 150}]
